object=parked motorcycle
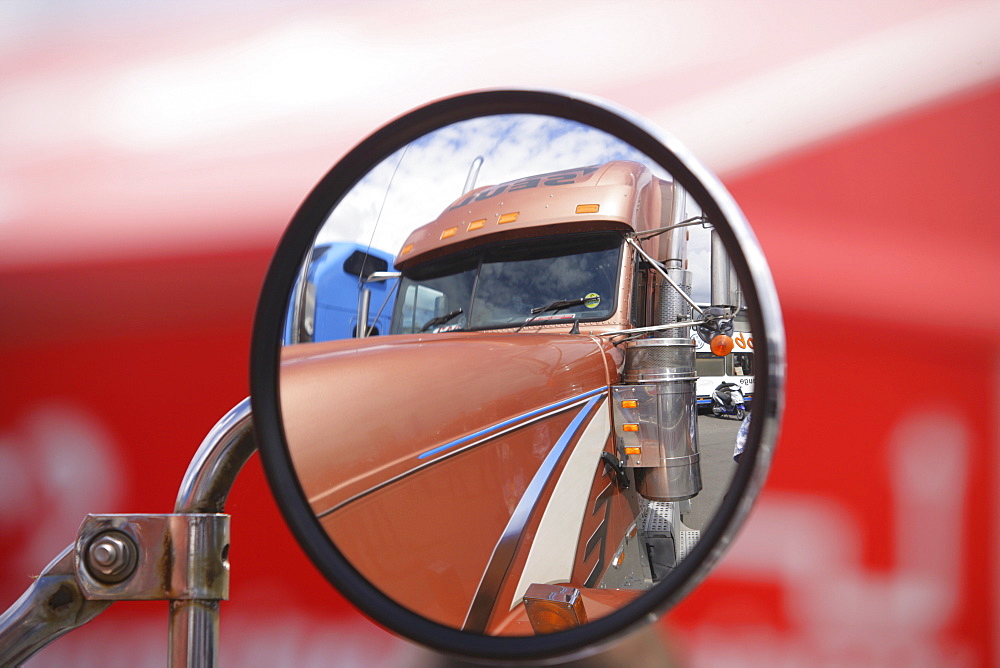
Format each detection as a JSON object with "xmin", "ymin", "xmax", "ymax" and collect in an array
[{"xmin": 712, "ymin": 381, "xmax": 747, "ymax": 420}]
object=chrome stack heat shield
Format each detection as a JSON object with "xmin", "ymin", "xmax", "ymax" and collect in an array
[{"xmin": 613, "ymin": 338, "xmax": 702, "ymax": 501}]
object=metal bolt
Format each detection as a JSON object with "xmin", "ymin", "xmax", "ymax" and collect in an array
[{"xmin": 86, "ymin": 531, "xmax": 138, "ymax": 584}]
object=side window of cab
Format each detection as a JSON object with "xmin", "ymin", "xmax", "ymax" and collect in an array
[{"xmin": 397, "ymin": 284, "xmax": 447, "ymax": 334}]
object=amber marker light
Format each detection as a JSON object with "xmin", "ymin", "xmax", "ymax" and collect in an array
[
  {"xmin": 497, "ymin": 212, "xmax": 519, "ymax": 224},
  {"xmin": 523, "ymin": 584, "xmax": 589, "ymax": 634},
  {"xmin": 621, "ymin": 399, "xmax": 638, "ymax": 409},
  {"xmin": 467, "ymin": 219, "xmax": 485, "ymax": 231},
  {"xmin": 440, "ymin": 227, "xmax": 458, "ymax": 240},
  {"xmin": 623, "ymin": 424, "xmax": 639, "ymax": 432},
  {"xmin": 401, "ymin": 243, "xmax": 413, "ymax": 255},
  {"xmin": 624, "ymin": 446, "xmax": 641, "ymax": 455},
  {"xmin": 575, "ymin": 204, "xmax": 600, "ymax": 214},
  {"xmin": 711, "ymin": 334, "xmax": 735, "ymax": 356}
]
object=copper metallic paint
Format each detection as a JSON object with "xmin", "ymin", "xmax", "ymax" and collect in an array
[
  {"xmin": 320, "ymin": 409, "xmax": 580, "ymax": 630},
  {"xmin": 479, "ymin": 419, "xmax": 644, "ymax": 635},
  {"xmin": 280, "ymin": 332, "xmax": 619, "ymax": 518},
  {"xmin": 280, "ymin": 332, "xmax": 623, "ymax": 632},
  {"xmin": 277, "ymin": 158, "xmax": 677, "ymax": 633},
  {"xmin": 396, "ymin": 161, "xmax": 672, "ymax": 271}
]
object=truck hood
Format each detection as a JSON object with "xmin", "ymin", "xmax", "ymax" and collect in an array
[{"xmin": 279, "ymin": 331, "xmax": 622, "ymax": 517}]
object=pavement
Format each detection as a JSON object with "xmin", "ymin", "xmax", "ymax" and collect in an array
[{"xmin": 683, "ymin": 413, "xmax": 743, "ymax": 530}]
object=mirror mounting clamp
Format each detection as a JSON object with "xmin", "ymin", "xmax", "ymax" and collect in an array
[
  {"xmin": 0, "ymin": 398, "xmax": 257, "ymax": 667},
  {"xmin": 75, "ymin": 514, "xmax": 230, "ymax": 601}
]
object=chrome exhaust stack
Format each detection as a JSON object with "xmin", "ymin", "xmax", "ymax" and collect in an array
[{"xmin": 614, "ymin": 185, "xmax": 702, "ymax": 502}]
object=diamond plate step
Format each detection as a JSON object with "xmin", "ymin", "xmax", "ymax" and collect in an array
[
  {"xmin": 644, "ymin": 501, "xmax": 673, "ymax": 534},
  {"xmin": 677, "ymin": 529, "xmax": 700, "ymax": 561}
]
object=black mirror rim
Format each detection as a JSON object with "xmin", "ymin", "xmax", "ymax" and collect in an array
[{"xmin": 250, "ymin": 88, "xmax": 785, "ymax": 663}]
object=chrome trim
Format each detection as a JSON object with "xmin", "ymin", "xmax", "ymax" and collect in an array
[
  {"xmin": 356, "ymin": 288, "xmax": 371, "ymax": 338},
  {"xmin": 524, "ymin": 582, "xmax": 583, "ymax": 607},
  {"xmin": 365, "ymin": 271, "xmax": 401, "ymax": 282},
  {"xmin": 583, "ymin": 482, "xmax": 614, "ymax": 554},
  {"xmin": 171, "ymin": 398, "xmax": 256, "ymax": 668},
  {"xmin": 288, "ymin": 246, "xmax": 314, "ymax": 345},
  {"xmin": 315, "ymin": 389, "xmax": 608, "ymax": 520},
  {"xmin": 595, "ymin": 320, "xmax": 706, "ymax": 337},
  {"xmin": 523, "ymin": 583, "xmax": 588, "ymax": 631},
  {"xmin": 418, "ymin": 387, "xmax": 606, "ymax": 460},
  {"xmin": 462, "ymin": 394, "xmax": 604, "ymax": 632},
  {"xmin": 175, "ymin": 397, "xmax": 256, "ymax": 515},
  {"xmin": 633, "ymin": 216, "xmax": 710, "ymax": 240},
  {"xmin": 0, "ymin": 545, "xmax": 111, "ymax": 666},
  {"xmin": 584, "ymin": 556, "xmax": 602, "ymax": 588},
  {"xmin": 0, "ymin": 400, "xmax": 256, "ymax": 668}
]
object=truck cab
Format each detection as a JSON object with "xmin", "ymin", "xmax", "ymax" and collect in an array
[{"xmin": 279, "ymin": 160, "xmax": 743, "ymax": 635}]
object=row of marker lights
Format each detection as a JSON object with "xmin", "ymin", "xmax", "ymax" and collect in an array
[
  {"xmin": 400, "ymin": 203, "xmax": 601, "ymax": 255},
  {"xmin": 621, "ymin": 397, "xmax": 642, "ymax": 455},
  {"xmin": 435, "ymin": 204, "xmax": 601, "ymax": 242}
]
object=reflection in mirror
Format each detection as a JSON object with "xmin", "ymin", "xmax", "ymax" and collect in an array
[{"xmin": 278, "ymin": 114, "xmax": 753, "ymax": 635}]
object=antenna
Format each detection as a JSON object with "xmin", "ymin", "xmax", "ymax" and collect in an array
[{"xmin": 463, "ymin": 156, "xmax": 484, "ymax": 195}]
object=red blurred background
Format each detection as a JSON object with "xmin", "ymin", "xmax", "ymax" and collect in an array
[{"xmin": 1, "ymin": 2, "xmax": 997, "ymax": 665}]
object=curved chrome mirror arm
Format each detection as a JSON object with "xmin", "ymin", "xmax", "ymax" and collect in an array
[
  {"xmin": 356, "ymin": 271, "xmax": 402, "ymax": 339},
  {"xmin": 174, "ymin": 397, "xmax": 256, "ymax": 515},
  {"xmin": 170, "ymin": 398, "xmax": 256, "ymax": 668},
  {"xmin": 364, "ymin": 271, "xmax": 401, "ymax": 283},
  {"xmin": 0, "ymin": 399, "xmax": 257, "ymax": 668},
  {"xmin": 0, "ymin": 545, "xmax": 111, "ymax": 666},
  {"xmin": 633, "ymin": 216, "xmax": 711, "ymax": 241},
  {"xmin": 596, "ymin": 320, "xmax": 712, "ymax": 339}
]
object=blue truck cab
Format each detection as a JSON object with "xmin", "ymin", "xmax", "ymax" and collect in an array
[{"xmin": 284, "ymin": 243, "xmax": 398, "ymax": 344}]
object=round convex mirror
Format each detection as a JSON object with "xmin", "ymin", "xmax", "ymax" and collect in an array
[{"xmin": 251, "ymin": 90, "xmax": 784, "ymax": 663}]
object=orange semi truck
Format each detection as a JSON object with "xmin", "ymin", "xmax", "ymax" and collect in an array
[{"xmin": 279, "ymin": 160, "xmax": 743, "ymax": 635}]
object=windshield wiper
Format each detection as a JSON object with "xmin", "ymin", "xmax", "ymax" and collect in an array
[
  {"xmin": 529, "ymin": 297, "xmax": 589, "ymax": 315},
  {"xmin": 420, "ymin": 308, "xmax": 464, "ymax": 332},
  {"xmin": 516, "ymin": 297, "xmax": 591, "ymax": 334}
]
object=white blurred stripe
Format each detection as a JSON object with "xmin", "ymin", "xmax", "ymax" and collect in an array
[
  {"xmin": 651, "ymin": 1, "xmax": 1000, "ymax": 174},
  {"xmin": 1, "ymin": 2, "xmax": 998, "ymax": 265}
]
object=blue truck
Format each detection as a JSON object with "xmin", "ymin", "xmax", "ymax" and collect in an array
[{"xmin": 284, "ymin": 242, "xmax": 398, "ymax": 344}]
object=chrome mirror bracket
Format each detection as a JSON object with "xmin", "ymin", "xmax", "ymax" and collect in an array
[
  {"xmin": 0, "ymin": 544, "xmax": 111, "ymax": 666},
  {"xmin": 0, "ymin": 398, "xmax": 257, "ymax": 668}
]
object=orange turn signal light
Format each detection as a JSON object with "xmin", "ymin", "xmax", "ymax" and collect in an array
[
  {"xmin": 401, "ymin": 243, "xmax": 413, "ymax": 255},
  {"xmin": 711, "ymin": 334, "xmax": 735, "ymax": 356},
  {"xmin": 620, "ymin": 399, "xmax": 638, "ymax": 409},
  {"xmin": 467, "ymin": 219, "xmax": 485, "ymax": 231},
  {"xmin": 497, "ymin": 212, "xmax": 519, "ymax": 224},
  {"xmin": 440, "ymin": 226, "xmax": 458, "ymax": 240},
  {"xmin": 523, "ymin": 584, "xmax": 588, "ymax": 634},
  {"xmin": 623, "ymin": 424, "xmax": 639, "ymax": 432},
  {"xmin": 575, "ymin": 204, "xmax": 600, "ymax": 214},
  {"xmin": 624, "ymin": 446, "xmax": 641, "ymax": 455}
]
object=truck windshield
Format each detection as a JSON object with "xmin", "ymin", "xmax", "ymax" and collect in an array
[{"xmin": 391, "ymin": 232, "xmax": 623, "ymax": 334}]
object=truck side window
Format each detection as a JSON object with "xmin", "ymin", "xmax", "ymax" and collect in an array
[
  {"xmin": 398, "ymin": 284, "xmax": 446, "ymax": 334},
  {"xmin": 631, "ymin": 258, "xmax": 652, "ymax": 329}
]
